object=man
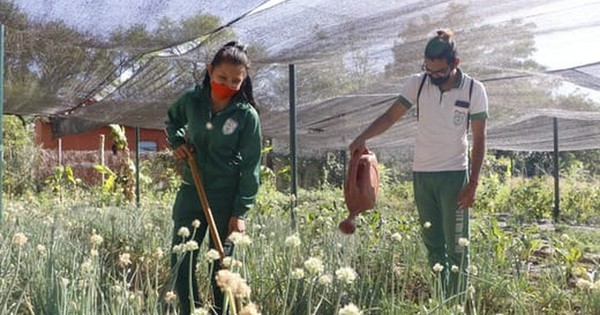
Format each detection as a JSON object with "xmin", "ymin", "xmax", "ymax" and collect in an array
[{"xmin": 350, "ymin": 29, "xmax": 488, "ymax": 301}]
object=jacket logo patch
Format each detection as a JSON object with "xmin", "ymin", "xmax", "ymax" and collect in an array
[
  {"xmin": 454, "ymin": 100, "xmax": 470, "ymax": 108},
  {"xmin": 222, "ymin": 118, "xmax": 238, "ymax": 135},
  {"xmin": 453, "ymin": 110, "xmax": 467, "ymax": 126}
]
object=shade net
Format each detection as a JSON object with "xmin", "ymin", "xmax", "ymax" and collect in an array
[{"xmin": 2, "ymin": 0, "xmax": 600, "ymax": 154}]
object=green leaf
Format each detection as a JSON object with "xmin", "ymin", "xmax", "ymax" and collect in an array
[
  {"xmin": 261, "ymin": 146, "xmax": 273, "ymax": 154},
  {"xmin": 54, "ymin": 166, "xmax": 64, "ymax": 178},
  {"xmin": 93, "ymin": 164, "xmax": 116, "ymax": 176},
  {"xmin": 103, "ymin": 175, "xmax": 116, "ymax": 192},
  {"xmin": 65, "ymin": 165, "xmax": 76, "ymax": 185},
  {"xmin": 568, "ymin": 247, "xmax": 582, "ymax": 262}
]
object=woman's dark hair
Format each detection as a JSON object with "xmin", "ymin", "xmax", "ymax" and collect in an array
[
  {"xmin": 424, "ymin": 29, "xmax": 457, "ymax": 65},
  {"xmin": 202, "ymin": 41, "xmax": 258, "ymax": 110}
]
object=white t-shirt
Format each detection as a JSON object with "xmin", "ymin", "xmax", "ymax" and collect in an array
[{"xmin": 397, "ymin": 70, "xmax": 488, "ymax": 172}]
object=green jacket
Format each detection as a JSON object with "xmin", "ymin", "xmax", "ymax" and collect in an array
[{"xmin": 165, "ymin": 84, "xmax": 262, "ymax": 218}]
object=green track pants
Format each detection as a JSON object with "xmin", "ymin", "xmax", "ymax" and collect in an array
[
  {"xmin": 171, "ymin": 184, "xmax": 235, "ymax": 315},
  {"xmin": 413, "ymin": 171, "xmax": 469, "ymax": 300}
]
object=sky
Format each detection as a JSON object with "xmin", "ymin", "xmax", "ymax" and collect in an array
[
  {"xmin": 12, "ymin": 0, "xmax": 283, "ymax": 37},
  {"xmin": 492, "ymin": 0, "xmax": 600, "ymax": 70},
  {"xmin": 534, "ymin": 25, "xmax": 600, "ymax": 70},
  {"xmin": 535, "ymin": 24, "xmax": 600, "ymax": 104},
  {"xmin": 12, "ymin": 0, "xmax": 600, "ymax": 70},
  {"xmin": 9, "ymin": 0, "xmax": 600, "ymax": 105}
]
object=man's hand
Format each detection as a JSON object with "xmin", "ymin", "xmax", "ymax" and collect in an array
[
  {"xmin": 349, "ymin": 136, "xmax": 366, "ymax": 156},
  {"xmin": 228, "ymin": 216, "xmax": 246, "ymax": 235},
  {"xmin": 173, "ymin": 144, "xmax": 193, "ymax": 160},
  {"xmin": 457, "ymin": 181, "xmax": 478, "ymax": 209}
]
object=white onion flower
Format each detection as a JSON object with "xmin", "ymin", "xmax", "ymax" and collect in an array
[
  {"xmin": 391, "ymin": 233, "xmax": 403, "ymax": 242},
  {"xmin": 335, "ymin": 267, "xmax": 357, "ymax": 284},
  {"xmin": 164, "ymin": 291, "xmax": 177, "ymax": 304},
  {"xmin": 318, "ymin": 274, "xmax": 333, "ymax": 286},
  {"xmin": 291, "ymin": 268, "xmax": 305, "ymax": 280},
  {"xmin": 183, "ymin": 240, "xmax": 198, "ymax": 252},
  {"xmin": 206, "ymin": 249, "xmax": 221, "ymax": 262},
  {"xmin": 119, "ymin": 253, "xmax": 132, "ymax": 267},
  {"xmin": 467, "ymin": 265, "xmax": 479, "ymax": 276},
  {"xmin": 12, "ymin": 232, "xmax": 28, "ymax": 247},
  {"xmin": 576, "ymin": 279, "xmax": 593, "ymax": 290},
  {"xmin": 239, "ymin": 303, "xmax": 261, "ymax": 315},
  {"xmin": 285, "ymin": 235, "xmax": 301, "ymax": 248},
  {"xmin": 192, "ymin": 308, "xmax": 209, "ymax": 315},
  {"xmin": 36, "ymin": 244, "xmax": 47, "ymax": 254},
  {"xmin": 178, "ymin": 227, "xmax": 190, "ymax": 238},
  {"xmin": 90, "ymin": 233, "xmax": 104, "ymax": 246},
  {"xmin": 338, "ymin": 303, "xmax": 362, "ymax": 315},
  {"xmin": 304, "ymin": 257, "xmax": 325, "ymax": 275},
  {"xmin": 154, "ymin": 247, "xmax": 164, "ymax": 259}
]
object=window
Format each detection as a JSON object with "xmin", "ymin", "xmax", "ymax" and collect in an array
[{"xmin": 139, "ymin": 141, "xmax": 158, "ymax": 153}]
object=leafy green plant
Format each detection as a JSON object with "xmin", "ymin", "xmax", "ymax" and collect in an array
[
  {"xmin": 93, "ymin": 164, "xmax": 118, "ymax": 193},
  {"xmin": 44, "ymin": 165, "xmax": 81, "ymax": 202},
  {"xmin": 108, "ymin": 124, "xmax": 136, "ymax": 202},
  {"xmin": 560, "ymin": 180, "xmax": 600, "ymax": 224},
  {"xmin": 497, "ymin": 177, "xmax": 554, "ymax": 221},
  {"xmin": 2, "ymin": 115, "xmax": 38, "ymax": 196},
  {"xmin": 90, "ymin": 124, "xmax": 142, "ymax": 204}
]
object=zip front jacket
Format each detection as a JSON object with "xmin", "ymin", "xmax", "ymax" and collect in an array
[{"xmin": 165, "ymin": 84, "xmax": 262, "ymax": 218}]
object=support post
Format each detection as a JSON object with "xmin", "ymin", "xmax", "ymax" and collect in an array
[
  {"xmin": 289, "ymin": 64, "xmax": 297, "ymax": 228},
  {"xmin": 100, "ymin": 134, "xmax": 105, "ymax": 185},
  {"xmin": 58, "ymin": 138, "xmax": 62, "ymax": 166},
  {"xmin": 0, "ymin": 25, "xmax": 4, "ymax": 221},
  {"xmin": 340, "ymin": 149, "xmax": 347, "ymax": 188},
  {"xmin": 135, "ymin": 127, "xmax": 140, "ymax": 208},
  {"xmin": 553, "ymin": 117, "xmax": 560, "ymax": 223}
]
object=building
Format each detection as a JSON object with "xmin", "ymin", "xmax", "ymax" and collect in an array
[
  {"xmin": 35, "ymin": 118, "xmax": 170, "ymax": 153},
  {"xmin": 34, "ymin": 118, "xmax": 171, "ymax": 186}
]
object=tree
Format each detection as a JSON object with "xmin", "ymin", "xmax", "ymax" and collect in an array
[
  {"xmin": 384, "ymin": 3, "xmax": 539, "ymax": 79},
  {"xmin": 1, "ymin": 2, "xmax": 41, "ymax": 110},
  {"xmin": 2, "ymin": 2, "xmax": 114, "ymax": 112},
  {"xmin": 107, "ymin": 12, "xmax": 236, "ymax": 100},
  {"xmin": 3, "ymin": 3, "xmax": 239, "ymax": 117},
  {"xmin": 255, "ymin": 48, "xmax": 379, "ymax": 112}
]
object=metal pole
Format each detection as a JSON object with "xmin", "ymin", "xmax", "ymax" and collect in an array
[
  {"xmin": 340, "ymin": 150, "xmax": 347, "ymax": 188},
  {"xmin": 135, "ymin": 127, "xmax": 140, "ymax": 207},
  {"xmin": 553, "ymin": 117, "xmax": 560, "ymax": 223},
  {"xmin": 0, "ymin": 25, "xmax": 4, "ymax": 221},
  {"xmin": 289, "ymin": 64, "xmax": 297, "ymax": 228},
  {"xmin": 100, "ymin": 134, "xmax": 105, "ymax": 185}
]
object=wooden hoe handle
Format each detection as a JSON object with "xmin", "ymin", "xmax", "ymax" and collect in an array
[{"xmin": 187, "ymin": 156, "xmax": 226, "ymax": 262}]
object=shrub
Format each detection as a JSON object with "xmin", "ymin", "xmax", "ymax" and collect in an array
[{"xmin": 3, "ymin": 115, "xmax": 38, "ymax": 195}]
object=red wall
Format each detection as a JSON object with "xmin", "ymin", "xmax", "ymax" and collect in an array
[{"xmin": 35, "ymin": 119, "xmax": 170, "ymax": 152}]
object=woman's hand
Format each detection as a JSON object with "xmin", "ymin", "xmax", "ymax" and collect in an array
[
  {"xmin": 173, "ymin": 144, "xmax": 193, "ymax": 160},
  {"xmin": 228, "ymin": 216, "xmax": 246, "ymax": 235}
]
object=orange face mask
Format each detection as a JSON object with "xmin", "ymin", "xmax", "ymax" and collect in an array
[{"xmin": 210, "ymin": 81, "xmax": 238, "ymax": 100}]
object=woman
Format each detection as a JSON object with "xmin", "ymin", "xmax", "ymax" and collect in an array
[{"xmin": 165, "ymin": 41, "xmax": 262, "ymax": 315}]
